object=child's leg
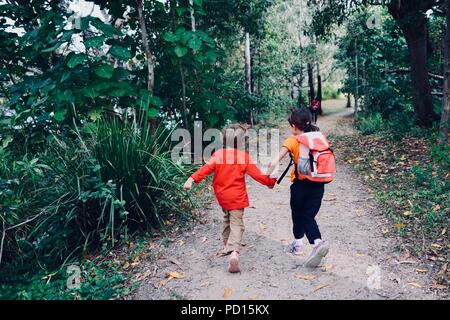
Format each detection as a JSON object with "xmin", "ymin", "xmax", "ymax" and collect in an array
[
  {"xmin": 301, "ymin": 185, "xmax": 324, "ymax": 244},
  {"xmin": 227, "ymin": 209, "xmax": 245, "ymax": 252},
  {"xmin": 222, "ymin": 209, "xmax": 231, "ymax": 248},
  {"xmin": 290, "ymin": 181, "xmax": 307, "ymax": 240}
]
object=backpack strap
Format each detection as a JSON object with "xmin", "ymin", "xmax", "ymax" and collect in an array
[{"xmin": 277, "ymin": 153, "xmax": 294, "ymax": 184}]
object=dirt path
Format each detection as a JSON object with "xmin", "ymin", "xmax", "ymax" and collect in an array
[{"xmin": 133, "ymin": 100, "xmax": 440, "ymax": 300}]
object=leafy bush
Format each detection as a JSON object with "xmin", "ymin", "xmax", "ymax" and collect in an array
[
  {"xmin": 0, "ymin": 258, "xmax": 133, "ymax": 300},
  {"xmin": 357, "ymin": 112, "xmax": 385, "ymax": 135},
  {"xmin": 0, "ymin": 118, "xmax": 192, "ymax": 273}
]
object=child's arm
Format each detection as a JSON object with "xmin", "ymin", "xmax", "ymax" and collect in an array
[
  {"xmin": 266, "ymin": 146, "xmax": 290, "ymax": 176},
  {"xmin": 184, "ymin": 154, "xmax": 216, "ymax": 190},
  {"xmin": 246, "ymin": 155, "xmax": 277, "ymax": 188}
]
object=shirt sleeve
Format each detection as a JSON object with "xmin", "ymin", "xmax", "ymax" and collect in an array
[
  {"xmin": 191, "ymin": 153, "xmax": 216, "ymax": 184},
  {"xmin": 282, "ymin": 137, "xmax": 297, "ymax": 154},
  {"xmin": 245, "ymin": 154, "xmax": 277, "ymax": 187}
]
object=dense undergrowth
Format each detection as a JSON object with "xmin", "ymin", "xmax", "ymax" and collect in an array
[
  {"xmin": 0, "ymin": 118, "xmax": 194, "ymax": 299},
  {"xmin": 331, "ymin": 113, "xmax": 450, "ymax": 288}
]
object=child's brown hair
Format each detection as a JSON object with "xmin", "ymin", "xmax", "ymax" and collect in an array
[
  {"xmin": 223, "ymin": 124, "xmax": 249, "ymax": 150},
  {"xmin": 288, "ymin": 109, "xmax": 320, "ymax": 132}
]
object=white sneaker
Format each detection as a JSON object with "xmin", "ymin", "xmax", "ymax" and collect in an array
[
  {"xmin": 289, "ymin": 240, "xmax": 303, "ymax": 256},
  {"xmin": 228, "ymin": 251, "xmax": 240, "ymax": 273},
  {"xmin": 304, "ymin": 241, "xmax": 329, "ymax": 268}
]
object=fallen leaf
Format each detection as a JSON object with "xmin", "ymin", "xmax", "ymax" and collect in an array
[
  {"xmin": 201, "ymin": 236, "xmax": 207, "ymax": 243},
  {"xmin": 134, "ymin": 272, "xmax": 151, "ymax": 281},
  {"xmin": 313, "ymin": 284, "xmax": 329, "ymax": 292},
  {"xmin": 123, "ymin": 262, "xmax": 130, "ymax": 270},
  {"xmin": 248, "ymin": 295, "xmax": 258, "ymax": 300},
  {"xmin": 356, "ymin": 253, "xmax": 366, "ymax": 257},
  {"xmin": 430, "ymin": 283, "xmax": 447, "ymax": 290},
  {"xmin": 259, "ymin": 223, "xmax": 267, "ymax": 231},
  {"xmin": 166, "ymin": 271, "xmax": 185, "ymax": 279},
  {"xmin": 223, "ymin": 287, "xmax": 233, "ymax": 299},
  {"xmin": 402, "ymin": 211, "xmax": 413, "ymax": 217},
  {"xmin": 415, "ymin": 268, "xmax": 428, "ymax": 273},
  {"xmin": 432, "ymin": 204, "xmax": 441, "ymax": 211},
  {"xmin": 322, "ymin": 264, "xmax": 336, "ymax": 271},
  {"xmin": 407, "ymin": 282, "xmax": 422, "ymax": 288},
  {"xmin": 179, "ymin": 239, "xmax": 185, "ymax": 246},
  {"xmin": 295, "ymin": 274, "xmax": 317, "ymax": 281}
]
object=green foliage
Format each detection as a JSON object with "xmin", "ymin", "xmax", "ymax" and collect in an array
[
  {"xmin": 0, "ymin": 257, "xmax": 133, "ymax": 300},
  {"xmin": 357, "ymin": 112, "xmax": 385, "ymax": 135},
  {"xmin": 0, "ymin": 118, "xmax": 192, "ymax": 273}
]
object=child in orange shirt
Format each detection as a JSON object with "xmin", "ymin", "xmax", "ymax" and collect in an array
[
  {"xmin": 266, "ymin": 109, "xmax": 330, "ymax": 268},
  {"xmin": 184, "ymin": 124, "xmax": 277, "ymax": 273}
]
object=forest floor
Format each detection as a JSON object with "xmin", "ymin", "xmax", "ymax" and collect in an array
[{"xmin": 131, "ymin": 100, "xmax": 446, "ymax": 300}]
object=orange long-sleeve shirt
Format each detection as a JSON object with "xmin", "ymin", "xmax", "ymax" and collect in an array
[{"xmin": 191, "ymin": 148, "xmax": 276, "ymax": 210}]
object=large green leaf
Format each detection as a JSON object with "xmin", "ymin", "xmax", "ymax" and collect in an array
[
  {"xmin": 109, "ymin": 88, "xmax": 127, "ymax": 97},
  {"xmin": 67, "ymin": 53, "xmax": 86, "ymax": 68},
  {"xmin": 54, "ymin": 108, "xmax": 68, "ymax": 122},
  {"xmin": 81, "ymin": 87, "xmax": 99, "ymax": 99},
  {"xmin": 188, "ymin": 36, "xmax": 202, "ymax": 51},
  {"xmin": 163, "ymin": 32, "xmax": 179, "ymax": 43},
  {"xmin": 94, "ymin": 64, "xmax": 114, "ymax": 79},
  {"xmin": 91, "ymin": 18, "xmax": 117, "ymax": 36},
  {"xmin": 146, "ymin": 108, "xmax": 159, "ymax": 119},
  {"xmin": 174, "ymin": 46, "xmax": 188, "ymax": 58},
  {"xmin": 42, "ymin": 42, "xmax": 62, "ymax": 53},
  {"xmin": 84, "ymin": 36, "xmax": 105, "ymax": 49},
  {"xmin": 109, "ymin": 45, "xmax": 132, "ymax": 60}
]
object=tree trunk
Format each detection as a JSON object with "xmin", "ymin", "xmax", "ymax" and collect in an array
[
  {"xmin": 388, "ymin": 2, "xmax": 436, "ymax": 127},
  {"xmin": 245, "ymin": 32, "xmax": 253, "ymax": 125},
  {"xmin": 298, "ymin": 34, "xmax": 304, "ymax": 109},
  {"xmin": 189, "ymin": 0, "xmax": 196, "ymax": 32},
  {"xmin": 171, "ymin": 0, "xmax": 189, "ymax": 128},
  {"xmin": 347, "ymin": 93, "xmax": 351, "ymax": 108},
  {"xmin": 354, "ymin": 39, "xmax": 359, "ymax": 123},
  {"xmin": 136, "ymin": 0, "xmax": 154, "ymax": 93},
  {"xmin": 363, "ymin": 59, "xmax": 368, "ymax": 114},
  {"xmin": 440, "ymin": 0, "xmax": 450, "ymax": 145},
  {"xmin": 404, "ymin": 25, "xmax": 435, "ymax": 127},
  {"xmin": 316, "ymin": 62, "xmax": 323, "ymax": 115},
  {"xmin": 136, "ymin": 0, "xmax": 157, "ymax": 130},
  {"xmin": 179, "ymin": 61, "xmax": 189, "ymax": 129},
  {"xmin": 307, "ymin": 62, "xmax": 315, "ymax": 106}
]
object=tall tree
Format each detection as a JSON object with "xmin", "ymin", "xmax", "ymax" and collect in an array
[
  {"xmin": 307, "ymin": 62, "xmax": 315, "ymax": 105},
  {"xmin": 312, "ymin": 0, "xmax": 441, "ymax": 127},
  {"xmin": 440, "ymin": 0, "xmax": 450, "ymax": 145},
  {"xmin": 245, "ymin": 32, "xmax": 253, "ymax": 124},
  {"xmin": 387, "ymin": 0, "xmax": 437, "ymax": 127}
]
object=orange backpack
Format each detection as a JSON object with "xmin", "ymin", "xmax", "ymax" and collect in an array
[
  {"xmin": 296, "ymin": 132, "xmax": 335, "ymax": 183},
  {"xmin": 277, "ymin": 132, "xmax": 335, "ymax": 184}
]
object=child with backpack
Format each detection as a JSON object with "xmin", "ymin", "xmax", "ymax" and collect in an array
[
  {"xmin": 183, "ymin": 124, "xmax": 277, "ymax": 273},
  {"xmin": 266, "ymin": 109, "xmax": 335, "ymax": 268}
]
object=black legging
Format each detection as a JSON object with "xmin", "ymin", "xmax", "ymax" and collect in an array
[
  {"xmin": 290, "ymin": 179, "xmax": 324, "ymax": 244},
  {"xmin": 311, "ymin": 109, "xmax": 319, "ymax": 124}
]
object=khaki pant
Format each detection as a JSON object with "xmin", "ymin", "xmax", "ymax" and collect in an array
[{"xmin": 222, "ymin": 209, "xmax": 245, "ymax": 253}]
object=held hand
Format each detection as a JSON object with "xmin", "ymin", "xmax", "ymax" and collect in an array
[
  {"xmin": 268, "ymin": 178, "xmax": 277, "ymax": 189},
  {"xmin": 184, "ymin": 178, "xmax": 194, "ymax": 190}
]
